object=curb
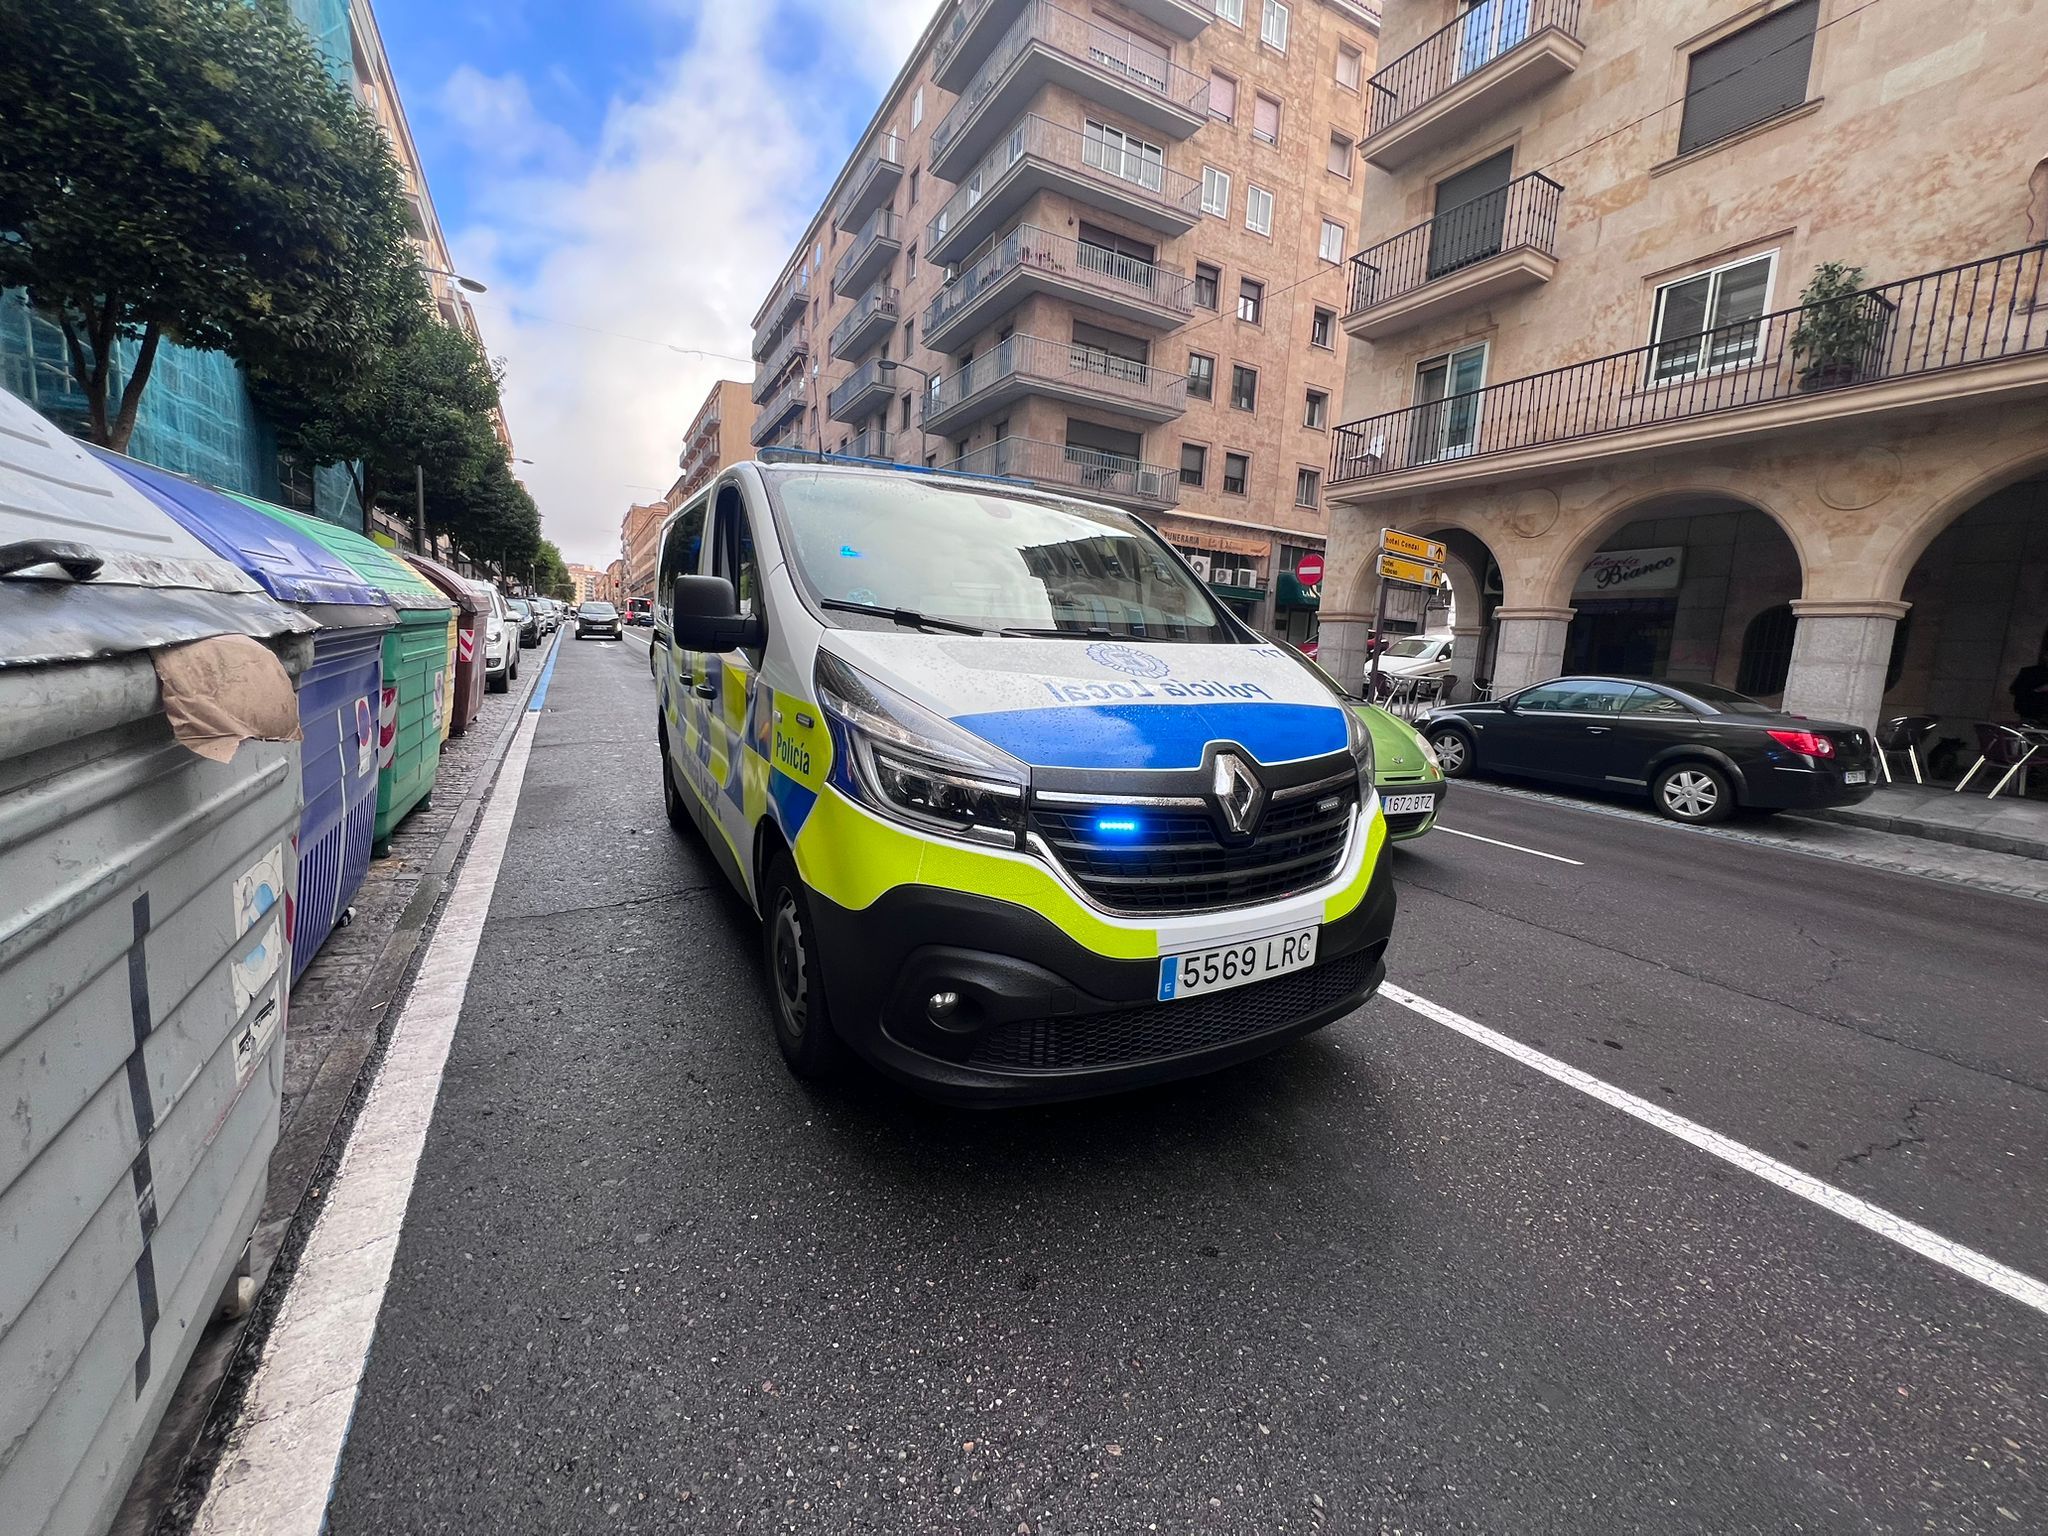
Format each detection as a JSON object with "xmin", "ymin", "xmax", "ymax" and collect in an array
[{"xmin": 1790, "ymin": 804, "xmax": 2048, "ymax": 863}]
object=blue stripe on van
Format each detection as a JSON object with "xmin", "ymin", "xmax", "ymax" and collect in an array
[{"xmin": 951, "ymin": 702, "xmax": 1347, "ymax": 771}]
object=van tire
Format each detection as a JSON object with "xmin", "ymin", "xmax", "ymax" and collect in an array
[
  {"xmin": 760, "ymin": 850, "xmax": 844, "ymax": 1081},
  {"xmin": 660, "ymin": 727, "xmax": 692, "ymax": 835}
]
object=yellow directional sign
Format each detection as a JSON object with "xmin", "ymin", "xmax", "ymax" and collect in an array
[
  {"xmin": 1377, "ymin": 552, "xmax": 1449, "ymax": 588},
  {"xmin": 1380, "ymin": 529, "xmax": 1448, "ymax": 565}
]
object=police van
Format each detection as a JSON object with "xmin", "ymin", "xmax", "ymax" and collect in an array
[{"xmin": 652, "ymin": 457, "xmax": 1396, "ymax": 1103}]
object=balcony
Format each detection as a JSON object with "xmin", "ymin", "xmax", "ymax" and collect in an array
[
  {"xmin": 833, "ymin": 207, "xmax": 902, "ymax": 298},
  {"xmin": 1363, "ymin": 0, "xmax": 1582, "ymax": 172},
  {"xmin": 841, "ymin": 426, "xmax": 896, "ymax": 462},
  {"xmin": 924, "ymin": 223, "xmax": 1193, "ymax": 351},
  {"xmin": 836, "ymin": 132, "xmax": 905, "ymax": 234},
  {"xmin": 830, "ymin": 285, "xmax": 902, "ymax": 361},
  {"xmin": 753, "ymin": 270, "xmax": 810, "ymax": 356},
  {"xmin": 751, "ymin": 374, "xmax": 809, "ymax": 446},
  {"xmin": 929, "ymin": 2, "xmax": 1208, "ymax": 182},
  {"xmin": 925, "ymin": 114, "xmax": 1201, "ymax": 266},
  {"xmin": 933, "ymin": 0, "xmax": 1210, "ymax": 93},
  {"xmin": 952, "ymin": 435, "xmax": 1180, "ymax": 511},
  {"xmin": 1344, "ymin": 172, "xmax": 1562, "ymax": 341},
  {"xmin": 828, "ymin": 357, "xmax": 897, "ymax": 423},
  {"xmin": 752, "ymin": 326, "xmax": 809, "ymax": 402},
  {"xmin": 1329, "ymin": 245, "xmax": 2048, "ymax": 497},
  {"xmin": 922, "ymin": 332, "xmax": 1186, "ymax": 436}
]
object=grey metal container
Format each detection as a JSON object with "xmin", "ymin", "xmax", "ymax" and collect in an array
[{"xmin": 0, "ymin": 389, "xmax": 315, "ymax": 1536}]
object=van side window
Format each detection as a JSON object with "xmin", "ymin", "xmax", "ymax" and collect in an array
[
  {"xmin": 659, "ymin": 496, "xmax": 707, "ymax": 617},
  {"xmin": 713, "ymin": 491, "xmax": 760, "ymax": 621}
]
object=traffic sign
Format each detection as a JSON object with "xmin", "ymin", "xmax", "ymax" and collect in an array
[
  {"xmin": 1380, "ymin": 528, "xmax": 1447, "ymax": 565},
  {"xmin": 1376, "ymin": 552, "xmax": 1448, "ymax": 588},
  {"xmin": 1295, "ymin": 552, "xmax": 1325, "ymax": 586}
]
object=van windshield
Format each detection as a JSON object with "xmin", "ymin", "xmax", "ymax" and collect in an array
[{"xmin": 773, "ymin": 471, "xmax": 1230, "ymax": 641}]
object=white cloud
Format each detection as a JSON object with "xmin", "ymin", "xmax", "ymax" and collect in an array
[{"xmin": 442, "ymin": 1, "xmax": 940, "ymax": 568}]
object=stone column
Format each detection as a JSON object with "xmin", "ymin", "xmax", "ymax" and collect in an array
[
  {"xmin": 1781, "ymin": 599, "xmax": 1909, "ymax": 729},
  {"xmin": 1488, "ymin": 606, "xmax": 1575, "ymax": 695},
  {"xmin": 1445, "ymin": 624, "xmax": 1487, "ymax": 704},
  {"xmin": 1317, "ymin": 615, "xmax": 1371, "ymax": 692}
]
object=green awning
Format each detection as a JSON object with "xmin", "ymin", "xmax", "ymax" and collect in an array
[
  {"xmin": 1276, "ymin": 573, "xmax": 1321, "ymax": 610},
  {"xmin": 1207, "ymin": 581, "xmax": 1265, "ymax": 606}
]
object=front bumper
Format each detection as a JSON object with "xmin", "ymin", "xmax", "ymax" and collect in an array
[
  {"xmin": 807, "ymin": 854, "xmax": 1396, "ymax": 1105},
  {"xmin": 1376, "ymin": 776, "xmax": 1447, "ymax": 840},
  {"xmin": 580, "ymin": 623, "xmax": 620, "ymax": 637}
]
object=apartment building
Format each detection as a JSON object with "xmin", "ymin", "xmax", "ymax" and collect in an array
[
  {"xmin": 568, "ymin": 564, "xmax": 605, "ymax": 602},
  {"xmin": 1322, "ymin": 0, "xmax": 2048, "ymax": 741},
  {"xmin": 749, "ymin": 0, "xmax": 1382, "ymax": 641},
  {"xmin": 673, "ymin": 378, "xmax": 754, "ymax": 504},
  {"xmin": 620, "ymin": 500, "xmax": 668, "ymax": 605}
]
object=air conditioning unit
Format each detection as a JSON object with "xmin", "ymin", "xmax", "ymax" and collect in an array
[
  {"xmin": 1233, "ymin": 568, "xmax": 1258, "ymax": 587},
  {"xmin": 1188, "ymin": 554, "xmax": 1212, "ymax": 580}
]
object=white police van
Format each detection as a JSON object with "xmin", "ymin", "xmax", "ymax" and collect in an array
[{"xmin": 651, "ymin": 457, "xmax": 1395, "ymax": 1102}]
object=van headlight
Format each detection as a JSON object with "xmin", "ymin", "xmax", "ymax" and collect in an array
[
  {"xmin": 1346, "ymin": 706, "xmax": 1377, "ymax": 788},
  {"xmin": 814, "ymin": 650, "xmax": 1027, "ymax": 848}
]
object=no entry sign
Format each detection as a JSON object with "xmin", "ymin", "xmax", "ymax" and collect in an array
[{"xmin": 1296, "ymin": 552, "xmax": 1325, "ymax": 586}]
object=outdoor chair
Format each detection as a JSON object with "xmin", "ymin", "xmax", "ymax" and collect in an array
[
  {"xmin": 1953, "ymin": 722, "xmax": 2044, "ymax": 800},
  {"xmin": 1876, "ymin": 714, "xmax": 1939, "ymax": 784}
]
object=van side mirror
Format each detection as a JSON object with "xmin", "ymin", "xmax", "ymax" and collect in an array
[{"xmin": 670, "ymin": 573, "xmax": 763, "ymax": 652}]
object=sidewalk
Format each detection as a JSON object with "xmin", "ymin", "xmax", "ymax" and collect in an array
[{"xmin": 1798, "ymin": 781, "xmax": 2048, "ymax": 861}]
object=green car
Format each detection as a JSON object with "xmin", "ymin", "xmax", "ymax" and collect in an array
[{"xmin": 1352, "ymin": 700, "xmax": 1447, "ymax": 840}]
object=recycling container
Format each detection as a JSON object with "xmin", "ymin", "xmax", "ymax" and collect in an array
[
  {"xmin": 0, "ymin": 388, "xmax": 312, "ymax": 1536},
  {"xmin": 407, "ymin": 554, "xmax": 487, "ymax": 736},
  {"xmin": 221, "ymin": 496, "xmax": 455, "ymax": 856},
  {"xmin": 93, "ymin": 453, "xmax": 400, "ymax": 983}
]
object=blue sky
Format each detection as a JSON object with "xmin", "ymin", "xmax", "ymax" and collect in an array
[{"xmin": 374, "ymin": 0, "xmax": 932, "ymax": 564}]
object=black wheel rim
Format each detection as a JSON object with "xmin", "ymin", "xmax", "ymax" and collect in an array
[{"xmin": 771, "ymin": 893, "xmax": 807, "ymax": 1038}]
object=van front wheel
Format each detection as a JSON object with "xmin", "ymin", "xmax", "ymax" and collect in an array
[{"xmin": 761, "ymin": 852, "xmax": 844, "ymax": 1080}]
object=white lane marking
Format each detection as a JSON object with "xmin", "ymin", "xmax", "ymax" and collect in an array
[
  {"xmin": 195, "ymin": 713, "xmax": 543, "ymax": 1534},
  {"xmin": 1434, "ymin": 825, "xmax": 1585, "ymax": 866},
  {"xmin": 1380, "ymin": 981, "xmax": 2048, "ymax": 1320}
]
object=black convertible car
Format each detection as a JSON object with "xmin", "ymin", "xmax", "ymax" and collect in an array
[{"xmin": 1419, "ymin": 677, "xmax": 1877, "ymax": 824}]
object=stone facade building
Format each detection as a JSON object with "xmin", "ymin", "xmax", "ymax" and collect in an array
[
  {"xmin": 672, "ymin": 378, "xmax": 753, "ymax": 505},
  {"xmin": 1322, "ymin": 0, "xmax": 2048, "ymax": 738},
  {"xmin": 749, "ymin": 0, "xmax": 1382, "ymax": 641}
]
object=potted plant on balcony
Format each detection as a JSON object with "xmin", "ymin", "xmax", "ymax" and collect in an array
[{"xmin": 1790, "ymin": 262, "xmax": 1888, "ymax": 390}]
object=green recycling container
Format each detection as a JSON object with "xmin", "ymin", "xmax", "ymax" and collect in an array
[{"xmin": 226, "ymin": 498, "xmax": 454, "ymax": 855}]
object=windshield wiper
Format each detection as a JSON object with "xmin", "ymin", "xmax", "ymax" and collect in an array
[
  {"xmin": 819, "ymin": 597, "xmax": 990, "ymax": 636},
  {"xmin": 1000, "ymin": 625, "xmax": 1183, "ymax": 641}
]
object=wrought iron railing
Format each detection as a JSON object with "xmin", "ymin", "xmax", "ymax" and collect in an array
[
  {"xmin": 750, "ymin": 374, "xmax": 809, "ymax": 445},
  {"xmin": 836, "ymin": 132, "xmax": 905, "ymax": 223},
  {"xmin": 924, "ymin": 223, "xmax": 1193, "ymax": 339},
  {"xmin": 832, "ymin": 207, "xmax": 901, "ymax": 292},
  {"xmin": 752, "ymin": 326, "xmax": 809, "ymax": 402},
  {"xmin": 930, "ymin": 1, "xmax": 1208, "ymax": 167},
  {"xmin": 828, "ymin": 357, "xmax": 896, "ymax": 419},
  {"xmin": 1346, "ymin": 171, "xmax": 1562, "ymax": 316},
  {"xmin": 830, "ymin": 286, "xmax": 902, "ymax": 357},
  {"xmin": 952, "ymin": 435, "xmax": 1180, "ymax": 507},
  {"xmin": 923, "ymin": 332, "xmax": 1187, "ymax": 424},
  {"xmin": 926, "ymin": 115, "xmax": 1201, "ymax": 253},
  {"xmin": 753, "ymin": 269, "xmax": 811, "ymax": 356},
  {"xmin": 843, "ymin": 426, "xmax": 895, "ymax": 461},
  {"xmin": 1367, "ymin": 0, "xmax": 1581, "ymax": 140},
  {"xmin": 933, "ymin": 0, "xmax": 999, "ymax": 82},
  {"xmin": 1330, "ymin": 245, "xmax": 2048, "ymax": 484}
]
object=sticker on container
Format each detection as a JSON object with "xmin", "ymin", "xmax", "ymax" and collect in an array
[
  {"xmin": 233, "ymin": 844, "xmax": 287, "ymax": 937},
  {"xmin": 231, "ymin": 911, "xmax": 284, "ymax": 1014},
  {"xmin": 355, "ymin": 694, "xmax": 375, "ymax": 778},
  {"xmin": 379, "ymin": 684, "xmax": 398, "ymax": 768},
  {"xmin": 232, "ymin": 974, "xmax": 285, "ymax": 1090}
]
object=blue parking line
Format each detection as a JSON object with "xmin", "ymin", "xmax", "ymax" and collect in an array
[{"xmin": 527, "ymin": 635, "xmax": 563, "ymax": 712}]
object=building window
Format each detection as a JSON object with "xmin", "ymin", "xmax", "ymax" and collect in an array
[
  {"xmin": 1214, "ymin": 0, "xmax": 1244, "ymax": 23},
  {"xmin": 909, "ymin": 168, "xmax": 920, "ymax": 205},
  {"xmin": 1223, "ymin": 452, "xmax": 1250, "ymax": 495},
  {"xmin": 1179, "ymin": 443, "xmax": 1207, "ymax": 487},
  {"xmin": 1237, "ymin": 278, "xmax": 1264, "ymax": 324},
  {"xmin": 1336, "ymin": 43, "xmax": 1363, "ymax": 91},
  {"xmin": 1327, "ymin": 133, "xmax": 1352, "ymax": 177},
  {"xmin": 1194, "ymin": 263, "xmax": 1220, "ymax": 310},
  {"xmin": 1085, "ymin": 120, "xmax": 1167, "ymax": 191},
  {"xmin": 912, "ymin": 85, "xmax": 924, "ymax": 128},
  {"xmin": 1413, "ymin": 343, "xmax": 1488, "ymax": 462},
  {"xmin": 1310, "ymin": 308, "xmax": 1334, "ymax": 348},
  {"xmin": 903, "ymin": 318, "xmax": 915, "ymax": 351},
  {"xmin": 1295, "ymin": 467, "xmax": 1320, "ymax": 507},
  {"xmin": 1210, "ymin": 71, "xmax": 1237, "ymax": 123},
  {"xmin": 1253, "ymin": 93, "xmax": 1280, "ymax": 145},
  {"xmin": 1186, "ymin": 351, "xmax": 1215, "ymax": 399},
  {"xmin": 1245, "ymin": 185, "xmax": 1273, "ymax": 236},
  {"xmin": 1318, "ymin": 219, "xmax": 1345, "ymax": 264},
  {"xmin": 1304, "ymin": 388, "xmax": 1328, "ymax": 429},
  {"xmin": 1201, "ymin": 166, "xmax": 1231, "ymax": 218},
  {"xmin": 1678, "ymin": 0, "xmax": 1818, "ymax": 157},
  {"xmin": 1230, "ymin": 364, "xmax": 1258, "ymax": 411},
  {"xmin": 906, "ymin": 241, "xmax": 917, "ymax": 279},
  {"xmin": 1651, "ymin": 253, "xmax": 1776, "ymax": 381},
  {"xmin": 1260, "ymin": 0, "xmax": 1289, "ymax": 51},
  {"xmin": 901, "ymin": 392, "xmax": 913, "ymax": 428}
]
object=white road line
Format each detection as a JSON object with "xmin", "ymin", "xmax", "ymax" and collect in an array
[
  {"xmin": 1379, "ymin": 981, "xmax": 2048, "ymax": 1320},
  {"xmin": 195, "ymin": 712, "xmax": 543, "ymax": 1535},
  {"xmin": 1434, "ymin": 825, "xmax": 1585, "ymax": 865}
]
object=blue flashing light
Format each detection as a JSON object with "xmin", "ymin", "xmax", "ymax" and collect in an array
[{"xmin": 1093, "ymin": 815, "xmax": 1142, "ymax": 840}]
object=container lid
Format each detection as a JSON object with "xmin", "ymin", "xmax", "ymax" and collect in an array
[
  {"xmin": 0, "ymin": 387, "xmax": 311, "ymax": 667},
  {"xmin": 93, "ymin": 449, "xmax": 397, "ymax": 612},
  {"xmin": 406, "ymin": 553, "xmax": 486, "ymax": 617},
  {"xmin": 223, "ymin": 493, "xmax": 451, "ymax": 613}
]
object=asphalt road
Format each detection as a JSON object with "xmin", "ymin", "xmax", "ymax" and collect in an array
[{"xmin": 317, "ymin": 630, "xmax": 2047, "ymax": 1534}]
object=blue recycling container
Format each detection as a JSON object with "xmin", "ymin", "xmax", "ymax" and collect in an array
[{"xmin": 95, "ymin": 451, "xmax": 400, "ymax": 983}]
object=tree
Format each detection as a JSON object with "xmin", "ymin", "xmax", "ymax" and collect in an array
[
  {"xmin": 0, "ymin": 0, "xmax": 421, "ymax": 450},
  {"xmin": 532, "ymin": 540, "xmax": 575, "ymax": 601}
]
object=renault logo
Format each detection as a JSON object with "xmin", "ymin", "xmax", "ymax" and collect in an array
[{"xmin": 1212, "ymin": 751, "xmax": 1265, "ymax": 838}]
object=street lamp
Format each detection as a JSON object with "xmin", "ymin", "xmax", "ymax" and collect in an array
[
  {"xmin": 877, "ymin": 359, "xmax": 932, "ymax": 466},
  {"xmin": 423, "ymin": 265, "xmax": 489, "ymax": 294}
]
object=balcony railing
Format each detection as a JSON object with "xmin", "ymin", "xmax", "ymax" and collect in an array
[
  {"xmin": 753, "ymin": 269, "xmax": 811, "ymax": 356},
  {"xmin": 926, "ymin": 114, "xmax": 1201, "ymax": 255},
  {"xmin": 1331, "ymin": 244, "xmax": 2048, "ymax": 485},
  {"xmin": 751, "ymin": 375, "xmax": 809, "ymax": 445},
  {"xmin": 752, "ymin": 326, "xmax": 809, "ymax": 402},
  {"xmin": 842, "ymin": 426, "xmax": 895, "ymax": 462},
  {"xmin": 952, "ymin": 434, "xmax": 1180, "ymax": 508},
  {"xmin": 1368, "ymin": 0, "xmax": 1580, "ymax": 139},
  {"xmin": 923, "ymin": 332, "xmax": 1186, "ymax": 425},
  {"xmin": 929, "ymin": 0, "xmax": 1208, "ymax": 170},
  {"xmin": 1347, "ymin": 172, "xmax": 1563, "ymax": 315},
  {"xmin": 828, "ymin": 357, "xmax": 897, "ymax": 420},
  {"xmin": 924, "ymin": 223, "xmax": 1193, "ymax": 341},
  {"xmin": 832, "ymin": 206, "xmax": 901, "ymax": 294},
  {"xmin": 830, "ymin": 285, "xmax": 902, "ymax": 359},
  {"xmin": 836, "ymin": 131, "xmax": 905, "ymax": 231}
]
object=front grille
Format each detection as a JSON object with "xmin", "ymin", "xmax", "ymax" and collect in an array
[
  {"xmin": 1383, "ymin": 811, "xmax": 1432, "ymax": 836},
  {"xmin": 1030, "ymin": 778, "xmax": 1358, "ymax": 914},
  {"xmin": 966, "ymin": 943, "xmax": 1383, "ymax": 1073}
]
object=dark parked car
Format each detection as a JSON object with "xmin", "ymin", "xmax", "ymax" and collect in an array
[
  {"xmin": 507, "ymin": 597, "xmax": 540, "ymax": 648},
  {"xmin": 577, "ymin": 599, "xmax": 622, "ymax": 639},
  {"xmin": 1419, "ymin": 677, "xmax": 1878, "ymax": 824}
]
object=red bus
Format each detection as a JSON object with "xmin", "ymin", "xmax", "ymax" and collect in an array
[{"xmin": 626, "ymin": 597, "xmax": 654, "ymax": 627}]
